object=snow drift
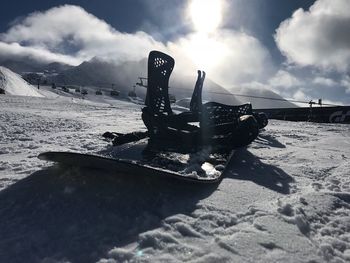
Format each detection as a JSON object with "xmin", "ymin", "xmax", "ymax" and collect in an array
[{"xmin": 0, "ymin": 66, "xmax": 43, "ymax": 97}]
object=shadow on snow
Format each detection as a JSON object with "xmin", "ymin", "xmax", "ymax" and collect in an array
[
  {"xmin": 227, "ymin": 148, "xmax": 294, "ymax": 194},
  {"xmin": 0, "ymin": 165, "xmax": 217, "ymax": 263},
  {"xmin": 255, "ymin": 133, "xmax": 286, "ymax": 149},
  {"xmin": 0, "ymin": 144, "xmax": 293, "ymax": 262}
]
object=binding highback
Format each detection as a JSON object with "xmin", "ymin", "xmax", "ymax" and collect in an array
[
  {"xmin": 190, "ymin": 70, "xmax": 205, "ymax": 114},
  {"xmin": 145, "ymin": 51, "xmax": 175, "ymax": 116}
]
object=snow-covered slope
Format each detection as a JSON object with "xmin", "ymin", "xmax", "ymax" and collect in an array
[
  {"xmin": 0, "ymin": 94, "xmax": 349, "ymax": 263},
  {"xmin": 0, "ymin": 66, "xmax": 43, "ymax": 97}
]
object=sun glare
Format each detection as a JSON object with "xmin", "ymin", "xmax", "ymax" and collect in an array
[
  {"xmin": 185, "ymin": 0, "xmax": 226, "ymax": 72},
  {"xmin": 183, "ymin": 33, "xmax": 227, "ymax": 71},
  {"xmin": 189, "ymin": 0, "xmax": 223, "ymax": 34}
]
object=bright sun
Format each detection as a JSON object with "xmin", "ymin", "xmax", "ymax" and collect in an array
[
  {"xmin": 189, "ymin": 0, "xmax": 223, "ymax": 34},
  {"xmin": 185, "ymin": 0, "xmax": 226, "ymax": 71},
  {"xmin": 183, "ymin": 33, "xmax": 227, "ymax": 71}
]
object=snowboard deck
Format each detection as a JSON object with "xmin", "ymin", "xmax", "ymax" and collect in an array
[{"xmin": 38, "ymin": 139, "xmax": 234, "ymax": 183}]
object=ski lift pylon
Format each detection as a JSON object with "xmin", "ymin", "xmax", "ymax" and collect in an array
[{"xmin": 136, "ymin": 77, "xmax": 148, "ymax": 88}]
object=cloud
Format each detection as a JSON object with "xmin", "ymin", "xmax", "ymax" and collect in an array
[
  {"xmin": 0, "ymin": 4, "xmax": 273, "ymax": 89},
  {"xmin": 262, "ymin": 68, "xmax": 350, "ymax": 105},
  {"xmin": 268, "ymin": 70, "xmax": 301, "ymax": 89},
  {"xmin": 292, "ymin": 90, "xmax": 307, "ymax": 101},
  {"xmin": 168, "ymin": 30, "xmax": 274, "ymax": 87},
  {"xmin": 0, "ymin": 5, "xmax": 165, "ymax": 65},
  {"xmin": 275, "ymin": 0, "xmax": 350, "ymax": 71},
  {"xmin": 1, "ymin": 3, "xmax": 348, "ymax": 106},
  {"xmin": 312, "ymin": 77, "xmax": 338, "ymax": 87},
  {"xmin": 340, "ymin": 76, "xmax": 350, "ymax": 94},
  {"xmin": 271, "ymin": 0, "xmax": 350, "ymax": 105},
  {"xmin": 0, "ymin": 42, "xmax": 80, "ymax": 65},
  {"xmin": 261, "ymin": 70, "xmax": 306, "ymax": 101},
  {"xmin": 308, "ymin": 72, "xmax": 350, "ymax": 96}
]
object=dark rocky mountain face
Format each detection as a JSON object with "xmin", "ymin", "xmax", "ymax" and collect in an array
[
  {"xmin": 0, "ymin": 59, "xmax": 44, "ymax": 73},
  {"xmin": 45, "ymin": 62, "xmax": 73, "ymax": 73},
  {"xmin": 0, "ymin": 58, "xmax": 73, "ymax": 74},
  {"xmin": 53, "ymin": 57, "xmax": 147, "ymax": 93}
]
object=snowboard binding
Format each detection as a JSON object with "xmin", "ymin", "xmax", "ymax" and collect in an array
[
  {"xmin": 41, "ymin": 51, "xmax": 267, "ymax": 182},
  {"xmin": 103, "ymin": 50, "xmax": 267, "ymax": 153},
  {"xmin": 141, "ymin": 50, "xmax": 261, "ymax": 153}
]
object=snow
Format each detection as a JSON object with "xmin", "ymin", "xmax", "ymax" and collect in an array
[
  {"xmin": 0, "ymin": 91, "xmax": 349, "ymax": 263},
  {"xmin": 0, "ymin": 66, "xmax": 43, "ymax": 97}
]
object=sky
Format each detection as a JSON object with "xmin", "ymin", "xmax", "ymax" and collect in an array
[{"xmin": 0, "ymin": 0, "xmax": 349, "ymax": 105}]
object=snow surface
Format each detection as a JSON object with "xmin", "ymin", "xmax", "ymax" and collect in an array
[
  {"xmin": 0, "ymin": 91, "xmax": 349, "ymax": 263},
  {"xmin": 0, "ymin": 66, "xmax": 43, "ymax": 97}
]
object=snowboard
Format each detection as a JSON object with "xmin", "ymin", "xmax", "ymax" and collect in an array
[{"xmin": 38, "ymin": 139, "xmax": 234, "ymax": 183}]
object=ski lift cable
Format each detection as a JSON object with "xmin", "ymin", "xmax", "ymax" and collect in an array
[
  {"xmin": 204, "ymin": 91, "xmax": 340, "ymax": 107},
  {"xmin": 134, "ymin": 77, "xmax": 341, "ymax": 107},
  {"xmin": 171, "ymin": 85, "xmax": 340, "ymax": 107}
]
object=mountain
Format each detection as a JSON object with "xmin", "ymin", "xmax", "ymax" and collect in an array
[
  {"xmin": 0, "ymin": 59, "xmax": 44, "ymax": 74},
  {"xmin": 53, "ymin": 57, "xmax": 145, "ymax": 93},
  {"xmin": 52, "ymin": 57, "xmax": 241, "ymax": 104},
  {"xmin": 0, "ymin": 58, "xmax": 73, "ymax": 75},
  {"xmin": 231, "ymin": 86, "xmax": 297, "ymax": 109},
  {"xmin": 0, "ymin": 66, "xmax": 43, "ymax": 97},
  {"xmin": 45, "ymin": 62, "xmax": 74, "ymax": 73},
  {"xmin": 0, "ymin": 54, "xmax": 298, "ymax": 108}
]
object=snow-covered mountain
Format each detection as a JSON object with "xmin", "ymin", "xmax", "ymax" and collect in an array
[
  {"xmin": 1, "ymin": 54, "xmax": 296, "ymax": 108},
  {"xmin": 51, "ymin": 57, "xmax": 245, "ymax": 105},
  {"xmin": 52, "ymin": 57, "xmax": 296, "ymax": 108},
  {"xmin": 0, "ymin": 66, "xmax": 43, "ymax": 97}
]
